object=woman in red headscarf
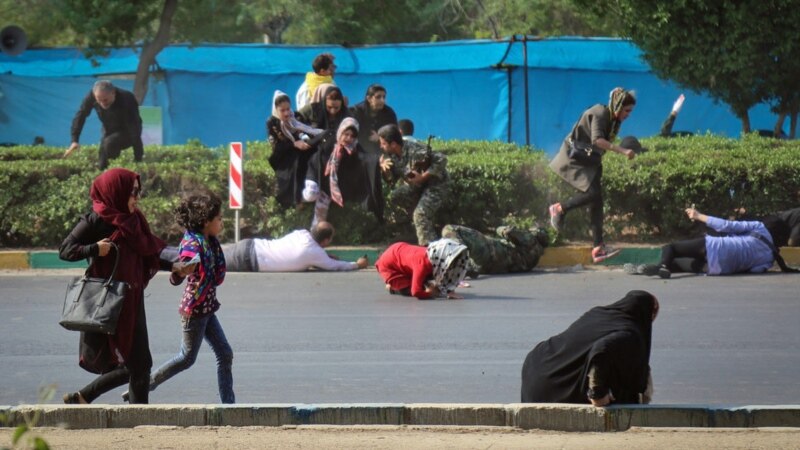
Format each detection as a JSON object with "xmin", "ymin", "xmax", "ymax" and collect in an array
[{"xmin": 59, "ymin": 168, "xmax": 186, "ymax": 404}]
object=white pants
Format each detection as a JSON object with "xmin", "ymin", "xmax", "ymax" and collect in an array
[{"xmin": 302, "ymin": 180, "xmax": 330, "ymax": 227}]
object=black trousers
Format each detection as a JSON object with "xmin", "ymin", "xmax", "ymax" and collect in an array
[
  {"xmin": 660, "ymin": 237, "xmax": 707, "ymax": 272},
  {"xmin": 561, "ymin": 165, "xmax": 604, "ymax": 246},
  {"xmin": 99, "ymin": 131, "xmax": 143, "ymax": 169},
  {"xmin": 79, "ymin": 296, "xmax": 152, "ymax": 403}
]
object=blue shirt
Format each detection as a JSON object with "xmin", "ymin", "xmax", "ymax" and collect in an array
[{"xmin": 704, "ymin": 216, "xmax": 774, "ymax": 275}]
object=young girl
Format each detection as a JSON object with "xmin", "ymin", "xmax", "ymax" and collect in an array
[{"xmin": 126, "ymin": 192, "xmax": 234, "ymax": 403}]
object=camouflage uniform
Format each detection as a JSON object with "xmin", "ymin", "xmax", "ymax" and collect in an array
[
  {"xmin": 384, "ymin": 139, "xmax": 450, "ymax": 245},
  {"xmin": 441, "ymin": 224, "xmax": 548, "ymax": 274}
]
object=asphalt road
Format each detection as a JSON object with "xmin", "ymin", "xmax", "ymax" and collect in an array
[{"xmin": 1, "ymin": 268, "xmax": 798, "ymax": 406}]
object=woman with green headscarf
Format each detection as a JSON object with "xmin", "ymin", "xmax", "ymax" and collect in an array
[{"xmin": 548, "ymin": 87, "xmax": 637, "ymax": 264}]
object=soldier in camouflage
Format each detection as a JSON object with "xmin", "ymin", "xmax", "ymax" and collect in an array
[
  {"xmin": 441, "ymin": 224, "xmax": 548, "ymax": 274},
  {"xmin": 378, "ymin": 124, "xmax": 450, "ymax": 246}
]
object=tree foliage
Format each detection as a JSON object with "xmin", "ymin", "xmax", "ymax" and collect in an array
[
  {"xmin": 7, "ymin": 0, "xmax": 622, "ymax": 49},
  {"xmin": 441, "ymin": 0, "xmax": 618, "ymax": 39},
  {"xmin": 60, "ymin": 0, "xmax": 161, "ymax": 50},
  {"xmin": 0, "ymin": 0, "xmax": 76, "ymax": 48},
  {"xmin": 575, "ymin": 0, "xmax": 800, "ymax": 134}
]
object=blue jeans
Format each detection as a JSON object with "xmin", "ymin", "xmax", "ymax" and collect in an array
[{"xmin": 150, "ymin": 313, "xmax": 235, "ymax": 403}]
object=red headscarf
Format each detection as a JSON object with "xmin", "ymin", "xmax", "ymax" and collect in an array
[{"xmin": 90, "ymin": 168, "xmax": 166, "ymax": 359}]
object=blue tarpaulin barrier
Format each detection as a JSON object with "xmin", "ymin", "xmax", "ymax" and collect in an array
[{"xmin": 0, "ymin": 38, "xmax": 782, "ymax": 155}]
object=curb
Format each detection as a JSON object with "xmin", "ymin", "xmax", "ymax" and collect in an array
[
  {"xmin": 3, "ymin": 247, "xmax": 799, "ymax": 271},
  {"xmin": 1, "ymin": 404, "xmax": 799, "ymax": 431}
]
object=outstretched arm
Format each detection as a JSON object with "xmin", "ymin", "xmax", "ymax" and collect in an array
[
  {"xmin": 687, "ymin": 207, "xmax": 767, "ymax": 235},
  {"xmin": 685, "ymin": 207, "xmax": 708, "ymax": 224}
]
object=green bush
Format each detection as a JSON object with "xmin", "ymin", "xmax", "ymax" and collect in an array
[
  {"xmin": 603, "ymin": 133, "xmax": 800, "ymax": 240},
  {"xmin": 1, "ymin": 134, "xmax": 799, "ymax": 248}
]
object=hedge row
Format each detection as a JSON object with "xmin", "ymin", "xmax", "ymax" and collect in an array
[{"xmin": 1, "ymin": 134, "xmax": 798, "ymax": 248}]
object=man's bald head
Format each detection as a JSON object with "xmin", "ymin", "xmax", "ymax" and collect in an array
[{"xmin": 311, "ymin": 221, "xmax": 335, "ymax": 246}]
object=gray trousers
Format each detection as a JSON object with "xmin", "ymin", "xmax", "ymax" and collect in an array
[{"xmin": 163, "ymin": 240, "xmax": 257, "ymax": 272}]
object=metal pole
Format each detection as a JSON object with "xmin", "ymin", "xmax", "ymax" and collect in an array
[
  {"xmin": 234, "ymin": 210, "xmax": 240, "ymax": 243},
  {"xmin": 507, "ymin": 65, "xmax": 513, "ymax": 143},
  {"xmin": 523, "ymin": 35, "xmax": 530, "ymax": 146}
]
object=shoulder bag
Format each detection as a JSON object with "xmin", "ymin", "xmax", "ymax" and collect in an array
[
  {"xmin": 60, "ymin": 242, "xmax": 129, "ymax": 334},
  {"xmin": 567, "ymin": 139, "xmax": 602, "ymax": 166},
  {"xmin": 750, "ymin": 232, "xmax": 799, "ymax": 273}
]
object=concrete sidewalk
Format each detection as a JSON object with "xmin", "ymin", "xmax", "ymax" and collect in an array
[
  {"xmin": 5, "ymin": 425, "xmax": 800, "ymax": 450},
  {"xmin": 2, "ymin": 403, "xmax": 800, "ymax": 431},
  {"xmin": 3, "ymin": 246, "xmax": 799, "ymax": 270}
]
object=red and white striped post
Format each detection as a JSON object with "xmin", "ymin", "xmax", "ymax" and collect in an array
[{"xmin": 229, "ymin": 142, "xmax": 243, "ymax": 242}]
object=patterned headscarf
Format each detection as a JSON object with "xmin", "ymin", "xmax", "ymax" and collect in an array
[
  {"xmin": 325, "ymin": 117, "xmax": 360, "ymax": 206},
  {"xmin": 607, "ymin": 87, "xmax": 632, "ymax": 142},
  {"xmin": 426, "ymin": 238, "xmax": 469, "ymax": 297}
]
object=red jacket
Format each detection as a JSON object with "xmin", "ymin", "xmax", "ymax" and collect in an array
[{"xmin": 375, "ymin": 242, "xmax": 433, "ymax": 299}]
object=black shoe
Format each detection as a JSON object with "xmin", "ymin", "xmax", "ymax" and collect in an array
[
  {"xmin": 658, "ymin": 266, "xmax": 672, "ymax": 279},
  {"xmin": 121, "ymin": 390, "xmax": 130, "ymax": 403},
  {"xmin": 640, "ymin": 264, "xmax": 660, "ymax": 276}
]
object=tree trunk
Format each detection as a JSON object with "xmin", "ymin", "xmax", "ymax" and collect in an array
[
  {"xmin": 774, "ymin": 111, "xmax": 787, "ymax": 137},
  {"xmin": 474, "ymin": 0, "xmax": 499, "ymax": 39},
  {"xmin": 262, "ymin": 15, "xmax": 292, "ymax": 45},
  {"xmin": 133, "ymin": 0, "xmax": 178, "ymax": 104},
  {"xmin": 739, "ymin": 111, "xmax": 751, "ymax": 134}
]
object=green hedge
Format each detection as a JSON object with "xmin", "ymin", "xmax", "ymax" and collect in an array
[
  {"xmin": 1, "ymin": 134, "xmax": 798, "ymax": 248},
  {"xmin": 603, "ymin": 133, "xmax": 800, "ymax": 240}
]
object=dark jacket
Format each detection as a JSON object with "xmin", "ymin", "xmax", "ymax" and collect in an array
[
  {"xmin": 71, "ymin": 88, "xmax": 143, "ymax": 147},
  {"xmin": 60, "ymin": 211, "xmax": 173, "ymax": 271},
  {"xmin": 296, "ymin": 86, "xmax": 350, "ymax": 131},
  {"xmin": 349, "ymin": 101, "xmax": 398, "ymax": 154},
  {"xmin": 267, "ymin": 115, "xmax": 318, "ymax": 208}
]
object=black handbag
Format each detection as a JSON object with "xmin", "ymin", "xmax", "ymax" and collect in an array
[
  {"xmin": 60, "ymin": 242, "xmax": 128, "ymax": 334},
  {"xmin": 567, "ymin": 139, "xmax": 602, "ymax": 166},
  {"xmin": 78, "ymin": 331, "xmax": 119, "ymax": 374}
]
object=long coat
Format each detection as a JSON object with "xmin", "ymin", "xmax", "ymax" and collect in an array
[{"xmin": 549, "ymin": 104, "xmax": 612, "ymax": 192}]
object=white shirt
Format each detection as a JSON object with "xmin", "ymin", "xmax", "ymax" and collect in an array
[
  {"xmin": 295, "ymin": 81, "xmax": 310, "ymax": 110},
  {"xmin": 253, "ymin": 229, "xmax": 357, "ymax": 272}
]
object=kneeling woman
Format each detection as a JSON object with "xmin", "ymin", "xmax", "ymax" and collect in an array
[
  {"xmin": 376, "ymin": 239, "xmax": 470, "ymax": 300},
  {"xmin": 521, "ymin": 290, "xmax": 659, "ymax": 406}
]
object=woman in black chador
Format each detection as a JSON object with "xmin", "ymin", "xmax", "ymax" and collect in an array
[{"xmin": 521, "ymin": 290, "xmax": 659, "ymax": 406}]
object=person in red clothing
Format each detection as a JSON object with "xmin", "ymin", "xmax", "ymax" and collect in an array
[{"xmin": 375, "ymin": 239, "xmax": 469, "ymax": 300}]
